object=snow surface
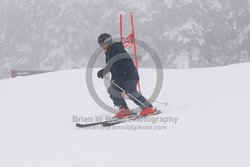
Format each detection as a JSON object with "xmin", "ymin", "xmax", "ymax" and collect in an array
[{"xmin": 0, "ymin": 63, "xmax": 250, "ymax": 167}]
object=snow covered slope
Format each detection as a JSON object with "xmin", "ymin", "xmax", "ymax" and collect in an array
[{"xmin": 0, "ymin": 63, "xmax": 249, "ymax": 167}]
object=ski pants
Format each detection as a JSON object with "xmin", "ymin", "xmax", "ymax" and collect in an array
[{"xmin": 107, "ymin": 79, "xmax": 152, "ymax": 109}]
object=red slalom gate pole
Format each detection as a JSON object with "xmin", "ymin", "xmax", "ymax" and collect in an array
[
  {"xmin": 130, "ymin": 12, "xmax": 141, "ymax": 92},
  {"xmin": 120, "ymin": 14, "xmax": 123, "ymax": 41}
]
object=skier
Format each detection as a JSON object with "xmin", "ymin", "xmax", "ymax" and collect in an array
[{"xmin": 97, "ymin": 33, "xmax": 157, "ymax": 118}]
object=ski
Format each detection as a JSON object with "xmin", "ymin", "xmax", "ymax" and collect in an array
[
  {"xmin": 75, "ymin": 114, "xmax": 137, "ymax": 128},
  {"xmin": 102, "ymin": 110, "xmax": 162, "ymax": 127},
  {"xmin": 75, "ymin": 110, "xmax": 162, "ymax": 128},
  {"xmin": 102, "ymin": 114, "xmax": 140, "ymax": 127},
  {"xmin": 75, "ymin": 121, "xmax": 109, "ymax": 128}
]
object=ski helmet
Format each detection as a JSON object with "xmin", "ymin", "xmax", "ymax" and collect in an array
[{"xmin": 98, "ymin": 33, "xmax": 112, "ymax": 45}]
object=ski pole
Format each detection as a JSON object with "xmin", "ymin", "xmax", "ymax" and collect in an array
[
  {"xmin": 148, "ymin": 99, "xmax": 168, "ymax": 106},
  {"xmin": 104, "ymin": 76, "xmax": 147, "ymax": 108}
]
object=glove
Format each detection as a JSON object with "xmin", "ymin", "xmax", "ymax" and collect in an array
[{"xmin": 97, "ymin": 69, "xmax": 104, "ymax": 79}]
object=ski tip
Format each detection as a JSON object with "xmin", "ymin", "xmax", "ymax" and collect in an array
[{"xmin": 75, "ymin": 123, "xmax": 83, "ymax": 128}]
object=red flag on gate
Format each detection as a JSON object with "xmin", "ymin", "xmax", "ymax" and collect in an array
[{"xmin": 122, "ymin": 32, "xmax": 134, "ymax": 49}]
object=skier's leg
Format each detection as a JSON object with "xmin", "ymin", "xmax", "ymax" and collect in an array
[
  {"xmin": 108, "ymin": 82, "xmax": 133, "ymax": 118},
  {"xmin": 123, "ymin": 80, "xmax": 153, "ymax": 109},
  {"xmin": 122, "ymin": 80, "xmax": 157, "ymax": 116},
  {"xmin": 107, "ymin": 84, "xmax": 127, "ymax": 108}
]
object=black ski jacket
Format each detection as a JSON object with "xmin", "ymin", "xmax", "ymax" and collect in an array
[{"xmin": 104, "ymin": 42, "xmax": 139, "ymax": 81}]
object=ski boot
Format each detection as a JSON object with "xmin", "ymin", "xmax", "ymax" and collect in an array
[
  {"xmin": 139, "ymin": 107, "xmax": 157, "ymax": 116},
  {"xmin": 115, "ymin": 106, "xmax": 133, "ymax": 119}
]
